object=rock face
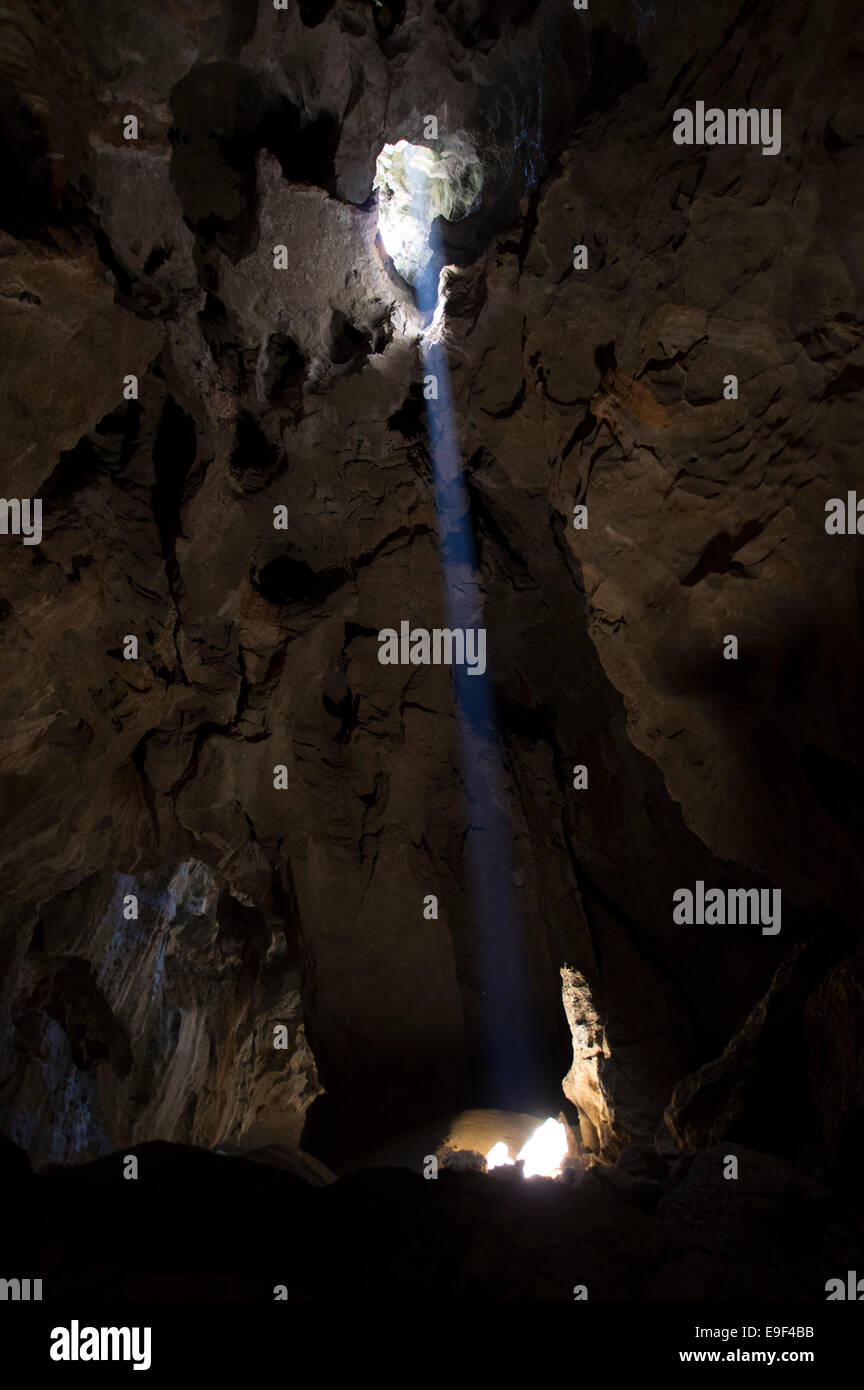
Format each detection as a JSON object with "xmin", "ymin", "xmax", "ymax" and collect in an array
[
  {"xmin": 1, "ymin": 861, "xmax": 319, "ymax": 1167},
  {"xmin": 0, "ymin": 0, "xmax": 863, "ymax": 1230}
]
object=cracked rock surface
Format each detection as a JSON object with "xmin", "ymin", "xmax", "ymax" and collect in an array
[{"xmin": 1, "ymin": 0, "xmax": 863, "ymax": 1195}]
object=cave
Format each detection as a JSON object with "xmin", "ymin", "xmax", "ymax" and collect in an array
[{"xmin": 1, "ymin": 0, "xmax": 864, "ymax": 1347}]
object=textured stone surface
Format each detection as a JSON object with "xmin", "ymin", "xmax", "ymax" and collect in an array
[
  {"xmin": 0, "ymin": 0, "xmax": 863, "ymax": 1214},
  {"xmin": 663, "ymin": 933, "xmax": 849, "ymax": 1161},
  {"xmin": 0, "ymin": 861, "xmax": 320, "ymax": 1166}
]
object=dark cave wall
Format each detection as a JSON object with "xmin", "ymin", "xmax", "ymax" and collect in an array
[
  {"xmin": 0, "ymin": 0, "xmax": 863, "ymax": 1171},
  {"xmin": 0, "ymin": 862, "xmax": 319, "ymax": 1166}
]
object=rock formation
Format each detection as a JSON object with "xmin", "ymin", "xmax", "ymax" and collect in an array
[{"xmin": 1, "ymin": 0, "xmax": 863, "ymax": 1300}]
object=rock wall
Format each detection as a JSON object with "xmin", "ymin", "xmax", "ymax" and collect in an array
[
  {"xmin": 1, "ymin": 0, "xmax": 863, "ymax": 1172},
  {"xmin": 1, "ymin": 861, "xmax": 319, "ymax": 1166}
]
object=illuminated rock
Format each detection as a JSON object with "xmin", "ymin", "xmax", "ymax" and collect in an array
[{"xmin": 374, "ymin": 139, "xmax": 483, "ymax": 290}]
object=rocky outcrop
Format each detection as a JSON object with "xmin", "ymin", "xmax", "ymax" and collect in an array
[
  {"xmin": 663, "ymin": 933, "xmax": 841, "ymax": 1160},
  {"xmin": 0, "ymin": 861, "xmax": 319, "ymax": 1167}
]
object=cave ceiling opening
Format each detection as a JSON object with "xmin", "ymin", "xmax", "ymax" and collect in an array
[{"xmin": 374, "ymin": 136, "xmax": 484, "ymax": 305}]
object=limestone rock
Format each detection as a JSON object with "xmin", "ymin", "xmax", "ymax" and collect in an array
[{"xmin": 0, "ymin": 0, "xmax": 862, "ymax": 1219}]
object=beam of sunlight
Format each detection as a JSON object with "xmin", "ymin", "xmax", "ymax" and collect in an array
[
  {"xmin": 418, "ymin": 224, "xmax": 540, "ymax": 1108},
  {"xmin": 374, "ymin": 137, "xmax": 542, "ymax": 1107}
]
